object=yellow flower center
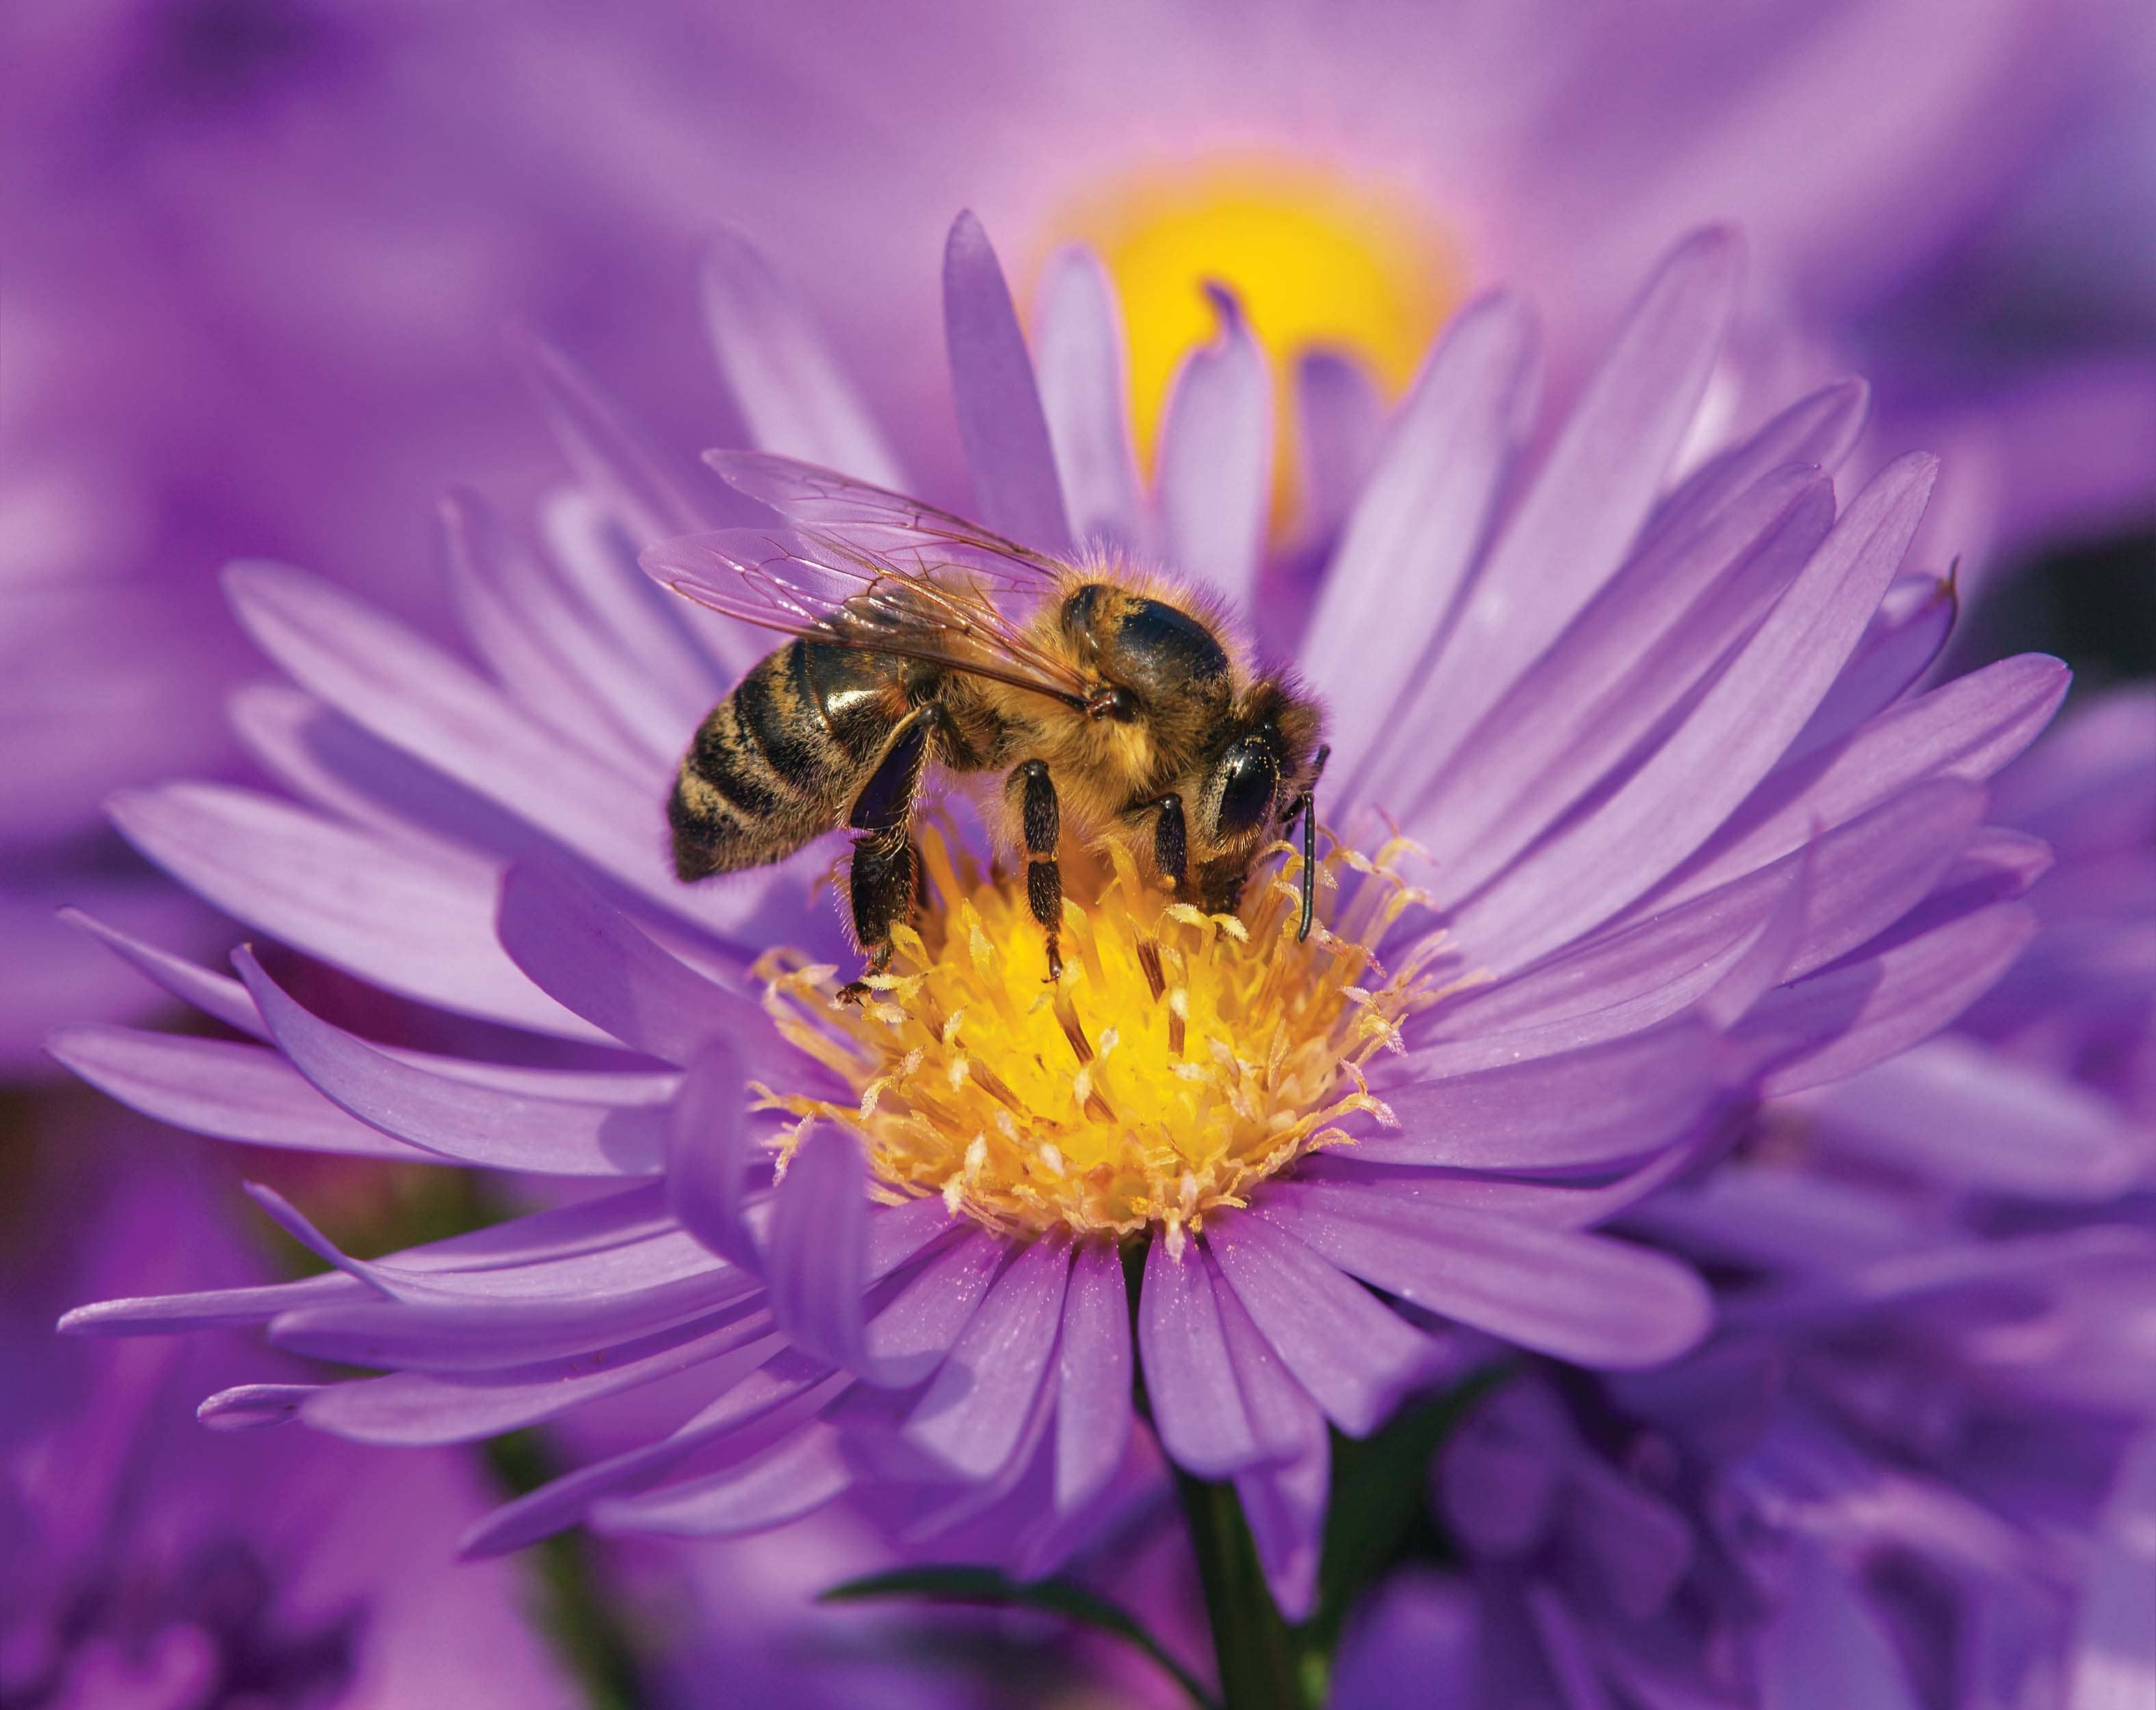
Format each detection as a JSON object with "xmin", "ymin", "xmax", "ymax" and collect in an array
[
  {"xmin": 758, "ymin": 828, "xmax": 1456, "ymax": 1252},
  {"xmin": 1034, "ymin": 155, "xmax": 1464, "ymax": 521}
]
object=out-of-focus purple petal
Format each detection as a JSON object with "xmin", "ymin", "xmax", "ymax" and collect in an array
[
  {"xmin": 666, "ymin": 1045, "xmax": 762, "ymax": 1267},
  {"xmin": 1328, "ymin": 1570, "xmax": 1480, "ymax": 1710},
  {"xmin": 905, "ymin": 1231, "xmax": 1073, "ymax": 1481},
  {"xmin": 1439, "ymin": 1381, "xmax": 1567, "ymax": 1557},
  {"xmin": 702, "ymin": 229, "xmax": 906, "ymax": 489},
  {"xmin": 1757, "ymin": 1546, "xmax": 1922, "ymax": 1710},
  {"xmin": 941, "ymin": 211, "xmax": 1070, "ymax": 555},
  {"xmin": 1458, "ymin": 451, "xmax": 1939, "ymax": 971},
  {"xmin": 2069, "ymin": 1431, "xmax": 2156, "ymax": 1710},
  {"xmin": 1291, "ymin": 349, "xmax": 1387, "ymax": 549},
  {"xmin": 1053, "ymin": 1241, "xmax": 1132, "ymax": 1516},
  {"xmin": 592, "ymin": 1420, "xmax": 852, "ymax": 1537},
  {"xmin": 1404, "ymin": 228, "xmax": 1742, "ymax": 759},
  {"xmin": 1209, "ymin": 1213, "xmax": 1434, "ymax": 1436},
  {"xmin": 1802, "ymin": 1037, "xmax": 2144, "ymax": 1200},
  {"xmin": 1138, "ymin": 1238, "xmax": 1266, "ymax": 1478},
  {"xmin": 235, "ymin": 949, "xmax": 666, "ymax": 1176},
  {"xmin": 1261, "ymin": 1185, "xmax": 1713, "ymax": 1368},
  {"xmin": 1363, "ymin": 1021, "xmax": 1724, "ymax": 1172},
  {"xmin": 108, "ymin": 782, "xmax": 600, "ymax": 1040},
  {"xmin": 45, "ymin": 1027, "xmax": 441, "ymax": 1162},
  {"xmin": 1563, "ymin": 1456, "xmax": 1693, "ymax": 1620},
  {"xmin": 495, "ymin": 858, "xmax": 777, "ymax": 1066},
  {"xmin": 1309, "ymin": 292, "xmax": 1539, "ymax": 801},
  {"xmin": 1158, "ymin": 283, "xmax": 1270, "ymax": 608},
  {"xmin": 508, "ymin": 328, "xmax": 720, "ymax": 547},
  {"xmin": 1034, "ymin": 244, "xmax": 1146, "ymax": 553}
]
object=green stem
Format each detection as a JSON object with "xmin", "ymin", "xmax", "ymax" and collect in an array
[{"xmin": 1174, "ymin": 1469, "xmax": 1322, "ymax": 1710}]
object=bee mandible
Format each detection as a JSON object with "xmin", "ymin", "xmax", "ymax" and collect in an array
[{"xmin": 644, "ymin": 454, "xmax": 1328, "ymax": 999}]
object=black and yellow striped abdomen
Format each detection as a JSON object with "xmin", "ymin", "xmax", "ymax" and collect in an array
[{"xmin": 669, "ymin": 638, "xmax": 915, "ymax": 880}]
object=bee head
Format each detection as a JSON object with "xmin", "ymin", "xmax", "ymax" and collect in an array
[{"xmin": 1200, "ymin": 674, "xmax": 1326, "ymax": 845}]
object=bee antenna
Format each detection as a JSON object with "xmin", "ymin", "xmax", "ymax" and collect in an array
[{"xmin": 1297, "ymin": 785, "xmax": 1317, "ymax": 942}]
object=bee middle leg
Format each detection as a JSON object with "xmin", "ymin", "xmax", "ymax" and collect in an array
[{"xmin": 1012, "ymin": 759, "xmax": 1064, "ymax": 984}]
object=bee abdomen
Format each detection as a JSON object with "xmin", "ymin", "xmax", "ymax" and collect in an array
[{"xmin": 670, "ymin": 641, "xmax": 907, "ymax": 880}]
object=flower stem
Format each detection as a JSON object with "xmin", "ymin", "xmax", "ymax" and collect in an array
[{"xmin": 1174, "ymin": 1468, "xmax": 1320, "ymax": 1710}]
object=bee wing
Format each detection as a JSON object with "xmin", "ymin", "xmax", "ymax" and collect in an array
[
  {"xmin": 706, "ymin": 451, "xmax": 1070, "ymax": 595},
  {"xmin": 641, "ymin": 525, "xmax": 1090, "ymax": 707}
]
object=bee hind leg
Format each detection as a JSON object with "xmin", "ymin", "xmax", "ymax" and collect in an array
[
  {"xmin": 1013, "ymin": 759, "xmax": 1064, "ymax": 984},
  {"xmin": 837, "ymin": 713, "xmax": 932, "ymax": 1003}
]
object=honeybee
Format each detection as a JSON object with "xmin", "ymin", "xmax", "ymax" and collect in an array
[{"xmin": 644, "ymin": 453, "xmax": 1328, "ymax": 999}]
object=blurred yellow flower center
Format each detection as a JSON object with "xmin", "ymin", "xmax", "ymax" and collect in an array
[
  {"xmin": 759, "ymin": 829, "xmax": 1449, "ymax": 1250},
  {"xmin": 1040, "ymin": 156, "xmax": 1462, "ymax": 516}
]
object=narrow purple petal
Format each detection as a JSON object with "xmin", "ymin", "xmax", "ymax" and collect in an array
[
  {"xmin": 1363, "ymin": 1020, "xmax": 1725, "ymax": 1172},
  {"xmin": 302, "ymin": 1324, "xmax": 783, "ymax": 1446},
  {"xmin": 60, "ymin": 1270, "xmax": 363, "ymax": 1336},
  {"xmin": 1054, "ymin": 1241, "xmax": 1133, "ymax": 1515},
  {"xmin": 1034, "ymin": 245, "xmax": 1146, "ymax": 552},
  {"xmin": 1211, "ymin": 1263, "xmax": 1328, "ymax": 1463},
  {"xmin": 1209, "ymin": 1214, "xmax": 1435, "ymax": 1435},
  {"xmin": 495, "ymin": 858, "xmax": 776, "ymax": 1066},
  {"xmin": 237, "ymin": 949, "xmax": 667, "ymax": 1175},
  {"xmin": 459, "ymin": 1353, "xmax": 843, "ymax": 1557},
  {"xmin": 1233, "ymin": 1401, "xmax": 1330, "ymax": 1623},
  {"xmin": 1138, "ymin": 1237, "xmax": 1265, "ymax": 1478},
  {"xmin": 1743, "ymin": 901, "xmax": 2038, "ymax": 1094},
  {"xmin": 764, "ymin": 1125, "xmax": 871, "ymax": 1371},
  {"xmin": 1260, "ymin": 1185, "xmax": 1714, "ymax": 1367},
  {"xmin": 1158, "ymin": 284, "xmax": 1270, "ymax": 608},
  {"xmin": 1412, "ymin": 229, "xmax": 1742, "ymax": 754},
  {"xmin": 861, "ymin": 1226, "xmax": 1007, "ymax": 1382},
  {"xmin": 1781, "ymin": 571, "xmax": 1957, "ymax": 766},
  {"xmin": 702, "ymin": 230, "xmax": 905, "ymax": 488},
  {"xmin": 442, "ymin": 490, "xmax": 686, "ymax": 767},
  {"xmin": 46, "ymin": 1027, "xmax": 440, "ymax": 1161},
  {"xmin": 942, "ymin": 211, "xmax": 1071, "ymax": 555},
  {"xmin": 1701, "ymin": 840, "xmax": 1813, "ymax": 1027},
  {"xmin": 197, "ymin": 1384, "xmax": 317, "ymax": 1431},
  {"xmin": 665, "ymin": 1045, "xmax": 762, "ymax": 1267},
  {"xmin": 59, "ymin": 908, "xmax": 265, "ymax": 1038},
  {"xmin": 1406, "ymin": 465, "xmax": 1833, "ymax": 895},
  {"xmin": 224, "ymin": 561, "xmax": 758, "ymax": 934},
  {"xmin": 906, "ymin": 1232, "xmax": 1073, "ymax": 1481},
  {"xmin": 1417, "ymin": 776, "xmax": 1988, "ymax": 1069},
  {"xmin": 1645, "ymin": 378, "xmax": 1869, "ymax": 542},
  {"xmin": 1655, "ymin": 653, "xmax": 2066, "ymax": 910},
  {"xmin": 1459, "ymin": 452, "xmax": 1938, "ymax": 971},
  {"xmin": 441, "ymin": 488, "xmax": 655, "ymax": 771},
  {"xmin": 508, "ymin": 328, "xmax": 720, "ymax": 546},
  {"xmin": 1310, "ymin": 292, "xmax": 1539, "ymax": 805},
  {"xmin": 109, "ymin": 782, "xmax": 601, "ymax": 1040},
  {"xmin": 592, "ymin": 1420, "xmax": 852, "ymax": 1537}
]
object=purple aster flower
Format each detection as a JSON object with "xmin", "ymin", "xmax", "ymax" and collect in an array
[
  {"xmin": 51, "ymin": 214, "xmax": 2060, "ymax": 1696},
  {"xmin": 2, "ymin": 1136, "xmax": 577, "ymax": 1710}
]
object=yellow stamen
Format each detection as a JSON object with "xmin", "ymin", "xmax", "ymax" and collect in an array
[{"xmin": 756, "ymin": 826, "xmax": 1459, "ymax": 1242}]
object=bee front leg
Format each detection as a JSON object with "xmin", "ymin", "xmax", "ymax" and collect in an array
[{"xmin": 1012, "ymin": 759, "xmax": 1064, "ymax": 984}]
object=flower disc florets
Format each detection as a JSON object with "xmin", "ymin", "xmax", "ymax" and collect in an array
[{"xmin": 760, "ymin": 826, "xmax": 1453, "ymax": 1249}]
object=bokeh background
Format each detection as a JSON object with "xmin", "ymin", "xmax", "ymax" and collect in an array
[{"xmin": 4, "ymin": 1, "xmax": 2151, "ymax": 1703}]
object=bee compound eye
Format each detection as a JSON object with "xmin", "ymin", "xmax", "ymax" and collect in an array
[{"xmin": 1214, "ymin": 738, "xmax": 1278, "ymax": 837}]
